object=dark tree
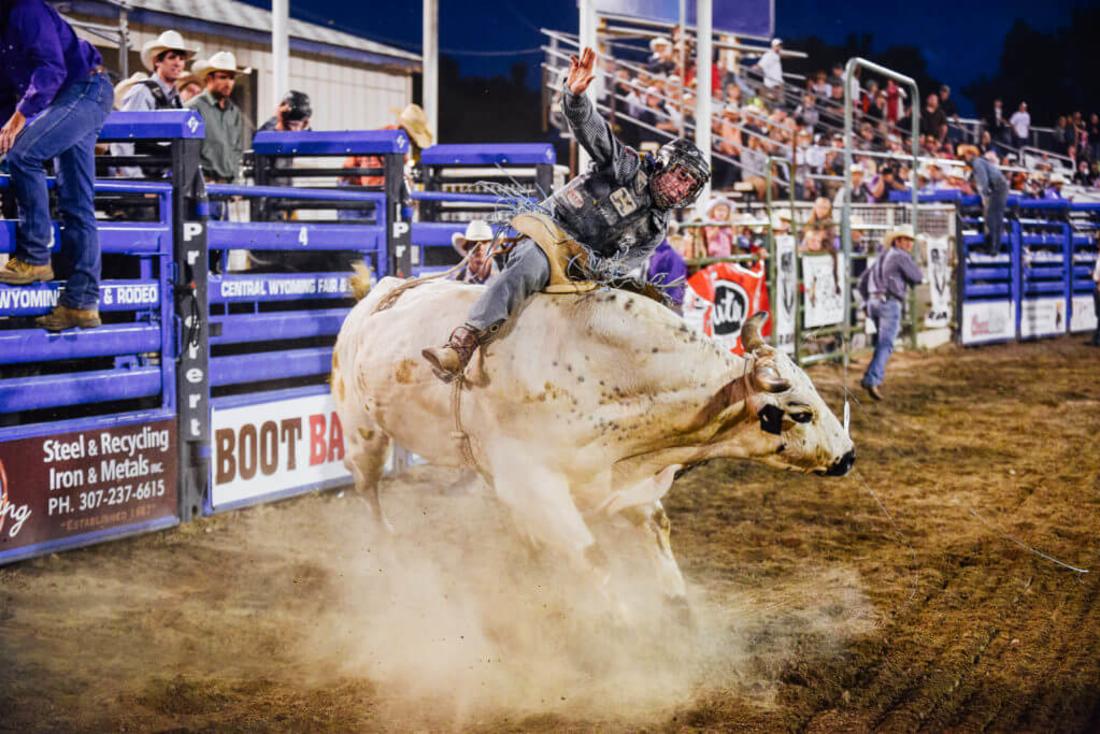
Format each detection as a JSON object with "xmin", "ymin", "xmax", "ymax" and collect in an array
[{"xmin": 437, "ymin": 56, "xmax": 549, "ymax": 143}]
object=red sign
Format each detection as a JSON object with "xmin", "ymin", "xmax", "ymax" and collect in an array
[
  {"xmin": 0, "ymin": 420, "xmax": 178, "ymax": 558},
  {"xmin": 685, "ymin": 260, "xmax": 771, "ymax": 354}
]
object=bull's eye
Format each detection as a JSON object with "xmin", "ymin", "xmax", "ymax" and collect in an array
[{"xmin": 790, "ymin": 411, "xmax": 813, "ymax": 424}]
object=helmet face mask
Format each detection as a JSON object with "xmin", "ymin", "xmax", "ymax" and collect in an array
[{"xmin": 650, "ymin": 138, "xmax": 710, "ymax": 209}]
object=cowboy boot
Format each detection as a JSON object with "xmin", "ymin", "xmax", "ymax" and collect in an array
[
  {"xmin": 35, "ymin": 305, "xmax": 102, "ymax": 331},
  {"xmin": 421, "ymin": 324, "xmax": 483, "ymax": 383},
  {"xmin": 0, "ymin": 258, "xmax": 54, "ymax": 285}
]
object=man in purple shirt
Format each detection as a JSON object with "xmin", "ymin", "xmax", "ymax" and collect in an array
[{"xmin": 0, "ymin": 0, "xmax": 114, "ymax": 330}]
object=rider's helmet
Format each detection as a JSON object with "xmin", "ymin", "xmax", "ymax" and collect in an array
[{"xmin": 649, "ymin": 138, "xmax": 711, "ymax": 209}]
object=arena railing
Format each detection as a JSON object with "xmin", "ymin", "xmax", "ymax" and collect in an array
[
  {"xmin": 413, "ymin": 144, "xmax": 556, "ymax": 274},
  {"xmin": 1068, "ymin": 203, "xmax": 1100, "ymax": 334},
  {"xmin": 0, "ymin": 113, "xmax": 199, "ymax": 564},
  {"xmin": 201, "ymin": 130, "xmax": 401, "ymax": 515}
]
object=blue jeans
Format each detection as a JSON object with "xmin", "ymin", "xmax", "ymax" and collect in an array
[
  {"xmin": 7, "ymin": 73, "xmax": 113, "ymax": 309},
  {"xmin": 984, "ymin": 182, "xmax": 1008, "ymax": 254},
  {"xmin": 863, "ymin": 297, "xmax": 902, "ymax": 388},
  {"xmin": 467, "ymin": 240, "xmax": 550, "ymax": 331}
]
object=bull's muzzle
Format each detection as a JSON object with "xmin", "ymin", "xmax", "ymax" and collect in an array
[{"xmin": 819, "ymin": 449, "xmax": 855, "ymax": 477}]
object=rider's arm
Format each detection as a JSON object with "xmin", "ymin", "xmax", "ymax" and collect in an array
[{"xmin": 562, "ymin": 87, "xmax": 632, "ymax": 173}]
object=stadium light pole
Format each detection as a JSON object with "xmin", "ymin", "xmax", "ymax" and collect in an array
[
  {"xmin": 272, "ymin": 0, "xmax": 289, "ymax": 110},
  {"xmin": 694, "ymin": 0, "xmax": 712, "ymax": 218},
  {"xmin": 423, "ymin": 0, "xmax": 439, "ymax": 141}
]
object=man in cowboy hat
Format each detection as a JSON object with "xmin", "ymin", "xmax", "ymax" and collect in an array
[
  {"xmin": 111, "ymin": 30, "xmax": 199, "ymax": 178},
  {"xmin": 452, "ymin": 220, "xmax": 498, "ymax": 285},
  {"xmin": 0, "ymin": 0, "xmax": 113, "ymax": 330},
  {"xmin": 957, "ymin": 144, "xmax": 1008, "ymax": 255},
  {"xmin": 340, "ymin": 103, "xmax": 433, "ymax": 190},
  {"xmin": 422, "ymin": 47, "xmax": 710, "ymax": 382},
  {"xmin": 857, "ymin": 226, "xmax": 924, "ymax": 401},
  {"xmin": 176, "ymin": 59, "xmax": 207, "ymax": 104},
  {"xmin": 185, "ymin": 50, "xmax": 245, "ymax": 192}
]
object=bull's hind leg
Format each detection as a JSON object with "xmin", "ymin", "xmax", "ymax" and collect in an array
[
  {"xmin": 340, "ymin": 409, "xmax": 394, "ymax": 533},
  {"xmin": 622, "ymin": 499, "xmax": 688, "ymax": 605}
]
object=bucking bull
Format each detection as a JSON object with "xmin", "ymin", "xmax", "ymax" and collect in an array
[{"xmin": 331, "ymin": 275, "xmax": 854, "ymax": 608}]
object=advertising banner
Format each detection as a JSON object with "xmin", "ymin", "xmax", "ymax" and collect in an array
[
  {"xmin": 211, "ymin": 393, "xmax": 351, "ymax": 510},
  {"xmin": 0, "ymin": 419, "xmax": 178, "ymax": 560},
  {"xmin": 772, "ymin": 234, "xmax": 797, "ymax": 355},
  {"xmin": 1070, "ymin": 294, "xmax": 1097, "ymax": 333},
  {"xmin": 1020, "ymin": 297, "xmax": 1067, "ymax": 338},
  {"xmin": 801, "ymin": 253, "xmax": 846, "ymax": 328},
  {"xmin": 924, "ymin": 236, "xmax": 953, "ymax": 329},
  {"xmin": 961, "ymin": 301, "xmax": 1015, "ymax": 344},
  {"xmin": 684, "ymin": 260, "xmax": 771, "ymax": 354}
]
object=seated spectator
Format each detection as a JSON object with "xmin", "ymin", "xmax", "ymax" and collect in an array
[
  {"xmin": 833, "ymin": 163, "xmax": 875, "ymax": 209},
  {"xmin": 1043, "ymin": 172, "xmax": 1067, "ymax": 200},
  {"xmin": 811, "ymin": 70, "xmax": 831, "ymax": 100},
  {"xmin": 794, "ymin": 92, "xmax": 819, "ymax": 128},
  {"xmin": 647, "ymin": 37, "xmax": 675, "ymax": 76},
  {"xmin": 703, "ymin": 197, "xmax": 736, "ymax": 258},
  {"xmin": 869, "ymin": 162, "xmax": 908, "ymax": 202},
  {"xmin": 1074, "ymin": 160, "xmax": 1094, "ymax": 186},
  {"xmin": 921, "ymin": 93, "xmax": 947, "ymax": 140},
  {"xmin": 803, "ymin": 196, "xmax": 837, "ymax": 242}
]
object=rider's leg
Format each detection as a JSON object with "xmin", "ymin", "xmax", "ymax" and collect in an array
[{"xmin": 422, "ymin": 240, "xmax": 551, "ymax": 381}]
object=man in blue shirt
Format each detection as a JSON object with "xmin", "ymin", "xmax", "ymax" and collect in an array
[
  {"xmin": 0, "ymin": 0, "xmax": 114, "ymax": 330},
  {"xmin": 958, "ymin": 145, "xmax": 1009, "ymax": 256},
  {"xmin": 857, "ymin": 226, "xmax": 924, "ymax": 401}
]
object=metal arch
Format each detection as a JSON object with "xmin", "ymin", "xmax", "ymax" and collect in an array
[{"xmin": 842, "ymin": 57, "xmax": 921, "ymax": 365}]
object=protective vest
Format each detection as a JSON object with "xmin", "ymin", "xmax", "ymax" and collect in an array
[
  {"xmin": 546, "ymin": 165, "xmax": 666, "ymax": 262},
  {"xmin": 136, "ymin": 79, "xmax": 181, "ymax": 177},
  {"xmin": 684, "ymin": 260, "xmax": 771, "ymax": 355}
]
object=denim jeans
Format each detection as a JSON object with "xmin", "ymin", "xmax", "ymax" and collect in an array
[
  {"xmin": 467, "ymin": 240, "xmax": 550, "ymax": 331},
  {"xmin": 984, "ymin": 182, "xmax": 1008, "ymax": 254},
  {"xmin": 7, "ymin": 73, "xmax": 113, "ymax": 309},
  {"xmin": 863, "ymin": 297, "xmax": 902, "ymax": 388}
]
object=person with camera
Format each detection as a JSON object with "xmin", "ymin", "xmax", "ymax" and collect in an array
[{"xmin": 870, "ymin": 162, "xmax": 908, "ymax": 203}]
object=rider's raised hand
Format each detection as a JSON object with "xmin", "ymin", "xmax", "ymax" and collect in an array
[{"xmin": 567, "ymin": 47, "xmax": 597, "ymax": 96}]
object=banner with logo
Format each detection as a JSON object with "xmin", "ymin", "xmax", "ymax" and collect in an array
[
  {"xmin": 961, "ymin": 301, "xmax": 1015, "ymax": 344},
  {"xmin": 1070, "ymin": 293, "xmax": 1097, "ymax": 333},
  {"xmin": 772, "ymin": 234, "xmax": 797, "ymax": 355},
  {"xmin": 684, "ymin": 260, "xmax": 770, "ymax": 354},
  {"xmin": 1020, "ymin": 296, "xmax": 1067, "ymax": 338},
  {"xmin": 211, "ymin": 393, "xmax": 351, "ymax": 510},
  {"xmin": 801, "ymin": 253, "xmax": 846, "ymax": 328},
  {"xmin": 924, "ymin": 236, "xmax": 952, "ymax": 329},
  {"xmin": 0, "ymin": 420, "xmax": 178, "ymax": 561}
]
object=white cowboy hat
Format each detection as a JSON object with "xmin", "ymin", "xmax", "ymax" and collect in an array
[
  {"xmin": 649, "ymin": 37, "xmax": 672, "ymax": 51},
  {"xmin": 771, "ymin": 38, "xmax": 783, "ymax": 48},
  {"xmin": 394, "ymin": 103, "xmax": 433, "ymax": 148},
  {"xmin": 884, "ymin": 226, "xmax": 916, "ymax": 247},
  {"xmin": 140, "ymin": 30, "xmax": 199, "ymax": 72},
  {"xmin": 451, "ymin": 220, "xmax": 493, "ymax": 254},
  {"xmin": 705, "ymin": 197, "xmax": 734, "ymax": 219},
  {"xmin": 197, "ymin": 51, "xmax": 249, "ymax": 82},
  {"xmin": 113, "ymin": 71, "xmax": 149, "ymax": 108},
  {"xmin": 176, "ymin": 59, "xmax": 208, "ymax": 90}
]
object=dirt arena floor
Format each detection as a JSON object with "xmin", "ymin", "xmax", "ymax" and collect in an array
[{"xmin": 2, "ymin": 335, "xmax": 1099, "ymax": 733}]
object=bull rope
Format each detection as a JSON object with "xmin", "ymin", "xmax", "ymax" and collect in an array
[
  {"xmin": 451, "ymin": 377, "xmax": 489, "ymax": 482},
  {"xmin": 966, "ymin": 505, "xmax": 1089, "ymax": 575}
]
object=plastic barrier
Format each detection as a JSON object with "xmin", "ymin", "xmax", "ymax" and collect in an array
[{"xmin": 0, "ymin": 174, "xmax": 179, "ymax": 564}]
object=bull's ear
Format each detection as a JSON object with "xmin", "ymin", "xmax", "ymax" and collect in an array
[{"xmin": 753, "ymin": 362, "xmax": 791, "ymax": 393}]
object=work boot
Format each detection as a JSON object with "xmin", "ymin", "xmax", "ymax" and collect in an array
[
  {"xmin": 35, "ymin": 305, "xmax": 102, "ymax": 331},
  {"xmin": 421, "ymin": 324, "xmax": 483, "ymax": 383},
  {"xmin": 862, "ymin": 382, "xmax": 884, "ymax": 401},
  {"xmin": 0, "ymin": 258, "xmax": 54, "ymax": 285}
]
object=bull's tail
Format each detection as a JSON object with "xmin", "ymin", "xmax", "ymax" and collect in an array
[{"xmin": 350, "ymin": 261, "xmax": 373, "ymax": 301}]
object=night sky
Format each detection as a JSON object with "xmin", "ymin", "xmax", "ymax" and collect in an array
[{"xmin": 250, "ymin": 0, "xmax": 1096, "ymax": 115}]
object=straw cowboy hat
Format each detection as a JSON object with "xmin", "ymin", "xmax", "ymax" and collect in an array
[
  {"xmin": 451, "ymin": 220, "xmax": 494, "ymax": 254},
  {"xmin": 196, "ymin": 51, "xmax": 251, "ymax": 82},
  {"xmin": 140, "ymin": 30, "xmax": 199, "ymax": 72},
  {"xmin": 176, "ymin": 59, "xmax": 209, "ymax": 90},
  {"xmin": 705, "ymin": 197, "xmax": 734, "ymax": 220},
  {"xmin": 113, "ymin": 71, "xmax": 148, "ymax": 108},
  {"xmin": 884, "ymin": 226, "xmax": 916, "ymax": 247},
  {"xmin": 394, "ymin": 103, "xmax": 433, "ymax": 148}
]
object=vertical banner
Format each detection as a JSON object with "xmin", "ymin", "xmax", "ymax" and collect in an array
[
  {"xmin": 1070, "ymin": 293, "xmax": 1097, "ymax": 333},
  {"xmin": 924, "ymin": 236, "xmax": 953, "ymax": 329},
  {"xmin": 772, "ymin": 234, "xmax": 797, "ymax": 355},
  {"xmin": 801, "ymin": 253, "xmax": 846, "ymax": 328},
  {"xmin": 684, "ymin": 260, "xmax": 770, "ymax": 354}
]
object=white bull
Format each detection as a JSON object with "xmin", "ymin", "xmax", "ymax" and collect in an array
[{"xmin": 331, "ymin": 277, "xmax": 854, "ymax": 604}]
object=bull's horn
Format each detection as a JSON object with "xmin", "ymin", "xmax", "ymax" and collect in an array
[
  {"xmin": 753, "ymin": 361, "xmax": 791, "ymax": 393},
  {"xmin": 740, "ymin": 311, "xmax": 768, "ymax": 352}
]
